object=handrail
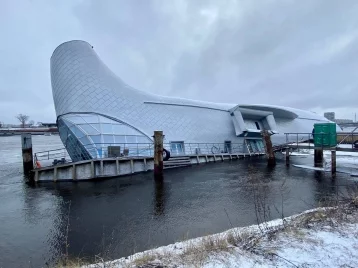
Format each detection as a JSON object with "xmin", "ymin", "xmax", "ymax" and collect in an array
[
  {"xmin": 33, "ymin": 142, "xmax": 251, "ymax": 168},
  {"xmin": 337, "ymin": 127, "xmax": 358, "ymax": 146}
]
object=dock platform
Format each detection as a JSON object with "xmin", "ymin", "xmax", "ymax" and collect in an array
[{"xmin": 33, "ymin": 153, "xmax": 264, "ymax": 182}]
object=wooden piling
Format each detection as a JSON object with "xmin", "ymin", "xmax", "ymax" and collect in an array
[
  {"xmin": 261, "ymin": 130, "xmax": 276, "ymax": 166},
  {"xmin": 314, "ymin": 149, "xmax": 323, "ymax": 166},
  {"xmin": 21, "ymin": 133, "xmax": 34, "ymax": 180},
  {"xmin": 331, "ymin": 150, "xmax": 336, "ymax": 177},
  {"xmin": 153, "ymin": 131, "xmax": 164, "ymax": 179},
  {"xmin": 285, "ymin": 147, "xmax": 290, "ymax": 166}
]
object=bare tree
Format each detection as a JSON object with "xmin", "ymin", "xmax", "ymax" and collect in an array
[
  {"xmin": 29, "ymin": 120, "xmax": 34, "ymax": 126},
  {"xmin": 16, "ymin": 114, "xmax": 29, "ymax": 128},
  {"xmin": 0, "ymin": 121, "xmax": 2, "ymax": 128}
]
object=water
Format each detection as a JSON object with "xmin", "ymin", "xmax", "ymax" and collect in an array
[{"xmin": 0, "ymin": 136, "xmax": 357, "ymax": 267}]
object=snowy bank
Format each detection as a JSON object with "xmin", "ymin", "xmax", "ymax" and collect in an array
[{"xmin": 84, "ymin": 203, "xmax": 358, "ymax": 268}]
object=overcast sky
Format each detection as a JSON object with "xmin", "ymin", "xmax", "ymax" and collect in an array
[{"xmin": 1, "ymin": 0, "xmax": 357, "ymax": 124}]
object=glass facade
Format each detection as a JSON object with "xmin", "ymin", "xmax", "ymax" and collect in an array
[{"xmin": 58, "ymin": 113, "xmax": 152, "ymax": 161}]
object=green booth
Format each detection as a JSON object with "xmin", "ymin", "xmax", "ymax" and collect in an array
[{"xmin": 313, "ymin": 123, "xmax": 337, "ymax": 147}]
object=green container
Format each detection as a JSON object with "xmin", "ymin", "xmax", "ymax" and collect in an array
[{"xmin": 313, "ymin": 123, "xmax": 337, "ymax": 147}]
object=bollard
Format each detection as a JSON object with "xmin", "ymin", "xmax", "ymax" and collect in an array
[
  {"xmin": 261, "ymin": 130, "xmax": 276, "ymax": 166},
  {"xmin": 314, "ymin": 149, "xmax": 323, "ymax": 167},
  {"xmin": 153, "ymin": 131, "xmax": 164, "ymax": 179},
  {"xmin": 21, "ymin": 133, "xmax": 34, "ymax": 180},
  {"xmin": 285, "ymin": 147, "xmax": 290, "ymax": 166},
  {"xmin": 331, "ymin": 150, "xmax": 336, "ymax": 178}
]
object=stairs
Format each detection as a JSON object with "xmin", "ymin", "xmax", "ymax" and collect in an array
[{"xmin": 164, "ymin": 156, "xmax": 192, "ymax": 169}]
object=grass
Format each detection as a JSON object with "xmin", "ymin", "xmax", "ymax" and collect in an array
[{"xmin": 132, "ymin": 251, "xmax": 157, "ymax": 267}]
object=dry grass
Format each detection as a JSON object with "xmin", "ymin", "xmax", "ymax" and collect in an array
[
  {"xmin": 53, "ymin": 256, "xmax": 89, "ymax": 268},
  {"xmin": 132, "ymin": 251, "xmax": 157, "ymax": 267},
  {"xmin": 177, "ymin": 235, "xmax": 230, "ymax": 267}
]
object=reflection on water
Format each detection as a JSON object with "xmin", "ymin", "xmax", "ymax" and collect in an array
[
  {"xmin": 154, "ymin": 179, "xmax": 166, "ymax": 217},
  {"xmin": 0, "ymin": 136, "xmax": 357, "ymax": 267}
]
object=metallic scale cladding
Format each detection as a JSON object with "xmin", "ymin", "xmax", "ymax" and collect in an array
[{"xmin": 51, "ymin": 40, "xmax": 332, "ymax": 161}]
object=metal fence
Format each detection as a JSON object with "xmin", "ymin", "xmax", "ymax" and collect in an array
[
  {"xmin": 283, "ymin": 131, "xmax": 358, "ymax": 150},
  {"xmin": 33, "ymin": 142, "xmax": 247, "ymax": 168}
]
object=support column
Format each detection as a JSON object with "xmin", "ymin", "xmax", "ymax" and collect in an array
[
  {"xmin": 285, "ymin": 147, "xmax": 290, "ymax": 166},
  {"xmin": 331, "ymin": 150, "xmax": 336, "ymax": 178},
  {"xmin": 314, "ymin": 149, "xmax": 323, "ymax": 167},
  {"xmin": 261, "ymin": 130, "xmax": 276, "ymax": 166},
  {"xmin": 153, "ymin": 131, "xmax": 164, "ymax": 179},
  {"xmin": 21, "ymin": 133, "xmax": 34, "ymax": 180}
]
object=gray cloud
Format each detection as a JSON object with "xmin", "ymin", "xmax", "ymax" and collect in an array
[{"xmin": 1, "ymin": 0, "xmax": 357, "ymax": 124}]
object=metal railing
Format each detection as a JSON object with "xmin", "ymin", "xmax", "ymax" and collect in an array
[
  {"xmin": 283, "ymin": 131, "xmax": 358, "ymax": 151},
  {"xmin": 337, "ymin": 127, "xmax": 358, "ymax": 145},
  {"xmin": 34, "ymin": 148, "xmax": 70, "ymax": 164},
  {"xmin": 33, "ymin": 142, "xmax": 248, "ymax": 168},
  {"xmin": 163, "ymin": 142, "xmax": 246, "ymax": 156}
]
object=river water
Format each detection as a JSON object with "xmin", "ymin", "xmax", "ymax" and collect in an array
[{"xmin": 0, "ymin": 135, "xmax": 357, "ymax": 267}]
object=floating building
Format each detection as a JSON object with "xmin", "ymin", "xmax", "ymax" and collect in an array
[{"xmin": 51, "ymin": 40, "xmax": 333, "ymax": 161}]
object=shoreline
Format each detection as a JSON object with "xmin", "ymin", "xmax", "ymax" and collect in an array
[{"xmin": 82, "ymin": 201, "xmax": 358, "ymax": 268}]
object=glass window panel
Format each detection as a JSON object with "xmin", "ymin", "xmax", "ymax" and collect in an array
[
  {"xmin": 123, "ymin": 127, "xmax": 140, "ymax": 136},
  {"xmin": 137, "ymin": 136, "xmax": 150, "ymax": 143},
  {"xmin": 103, "ymin": 135, "xmax": 114, "ymax": 144},
  {"xmin": 64, "ymin": 116, "xmax": 86, "ymax": 124},
  {"xmin": 112, "ymin": 124, "xmax": 126, "ymax": 134},
  {"xmin": 81, "ymin": 114, "xmax": 100, "ymax": 124},
  {"xmin": 86, "ymin": 147, "xmax": 97, "ymax": 158},
  {"xmin": 70, "ymin": 125, "xmax": 85, "ymax": 138},
  {"xmin": 101, "ymin": 123, "xmax": 113, "ymax": 134},
  {"xmin": 90, "ymin": 123, "xmax": 101, "ymax": 132},
  {"xmin": 78, "ymin": 124, "xmax": 100, "ymax": 135},
  {"xmin": 89, "ymin": 135, "xmax": 101, "ymax": 144},
  {"xmin": 79, "ymin": 136, "xmax": 91, "ymax": 146},
  {"xmin": 114, "ymin": 135, "xmax": 126, "ymax": 143},
  {"xmin": 126, "ymin": 136, "xmax": 137, "ymax": 143},
  {"xmin": 99, "ymin": 116, "xmax": 116, "ymax": 124},
  {"xmin": 62, "ymin": 119, "xmax": 74, "ymax": 127}
]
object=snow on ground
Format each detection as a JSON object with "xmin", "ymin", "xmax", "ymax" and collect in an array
[
  {"xmin": 280, "ymin": 143, "xmax": 358, "ymax": 176},
  {"xmin": 85, "ymin": 207, "xmax": 358, "ymax": 268}
]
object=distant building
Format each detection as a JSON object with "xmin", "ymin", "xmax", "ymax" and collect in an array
[{"xmin": 324, "ymin": 112, "xmax": 335, "ymax": 121}]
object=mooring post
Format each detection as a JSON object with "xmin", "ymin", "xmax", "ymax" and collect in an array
[
  {"xmin": 285, "ymin": 147, "xmax": 290, "ymax": 166},
  {"xmin": 153, "ymin": 131, "xmax": 164, "ymax": 179},
  {"xmin": 21, "ymin": 133, "xmax": 34, "ymax": 179},
  {"xmin": 331, "ymin": 150, "xmax": 336, "ymax": 178},
  {"xmin": 261, "ymin": 130, "xmax": 276, "ymax": 166},
  {"xmin": 314, "ymin": 148, "xmax": 323, "ymax": 167}
]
